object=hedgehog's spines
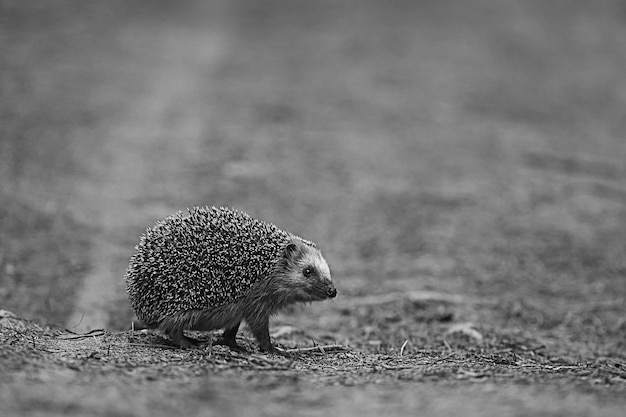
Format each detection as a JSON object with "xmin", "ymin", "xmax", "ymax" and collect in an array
[{"xmin": 125, "ymin": 206, "xmax": 295, "ymax": 326}]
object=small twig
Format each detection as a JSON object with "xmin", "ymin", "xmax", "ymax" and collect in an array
[
  {"xmin": 433, "ymin": 353, "xmax": 456, "ymax": 364},
  {"xmin": 400, "ymin": 339, "xmax": 409, "ymax": 356},
  {"xmin": 59, "ymin": 329, "xmax": 106, "ymax": 340},
  {"xmin": 124, "ymin": 342, "xmax": 180, "ymax": 350},
  {"xmin": 207, "ymin": 332, "xmax": 214, "ymax": 357},
  {"xmin": 380, "ymin": 364, "xmax": 414, "ymax": 371},
  {"xmin": 66, "ymin": 312, "xmax": 85, "ymax": 330},
  {"xmin": 286, "ymin": 344, "xmax": 347, "ymax": 354}
]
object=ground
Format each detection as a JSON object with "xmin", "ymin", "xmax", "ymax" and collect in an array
[{"xmin": 1, "ymin": 0, "xmax": 625, "ymax": 416}]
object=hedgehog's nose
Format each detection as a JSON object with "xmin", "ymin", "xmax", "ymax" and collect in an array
[{"xmin": 326, "ymin": 284, "xmax": 337, "ymax": 298}]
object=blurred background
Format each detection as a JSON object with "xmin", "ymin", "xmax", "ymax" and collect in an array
[{"xmin": 0, "ymin": 0, "xmax": 624, "ymax": 353}]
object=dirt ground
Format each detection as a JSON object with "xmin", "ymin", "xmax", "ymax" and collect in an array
[{"xmin": 1, "ymin": 0, "xmax": 625, "ymax": 416}]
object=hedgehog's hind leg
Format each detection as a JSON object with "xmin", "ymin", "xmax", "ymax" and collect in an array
[
  {"xmin": 171, "ymin": 331, "xmax": 203, "ymax": 349},
  {"xmin": 159, "ymin": 310, "xmax": 205, "ymax": 349}
]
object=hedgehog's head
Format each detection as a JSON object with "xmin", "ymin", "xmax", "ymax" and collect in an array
[{"xmin": 276, "ymin": 238, "xmax": 336, "ymax": 303}]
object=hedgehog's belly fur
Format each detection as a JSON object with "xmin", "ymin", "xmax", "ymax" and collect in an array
[{"xmin": 157, "ymin": 302, "xmax": 244, "ymax": 347}]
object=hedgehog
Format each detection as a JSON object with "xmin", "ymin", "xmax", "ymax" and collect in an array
[{"xmin": 125, "ymin": 206, "xmax": 336, "ymax": 354}]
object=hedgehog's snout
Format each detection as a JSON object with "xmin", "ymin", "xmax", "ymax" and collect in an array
[{"xmin": 325, "ymin": 283, "xmax": 337, "ymax": 299}]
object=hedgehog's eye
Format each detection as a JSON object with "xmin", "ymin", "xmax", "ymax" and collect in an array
[{"xmin": 303, "ymin": 267, "xmax": 313, "ymax": 278}]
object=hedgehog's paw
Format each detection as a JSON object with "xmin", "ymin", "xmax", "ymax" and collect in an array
[
  {"xmin": 170, "ymin": 334, "xmax": 204, "ymax": 349},
  {"xmin": 214, "ymin": 336, "xmax": 248, "ymax": 353}
]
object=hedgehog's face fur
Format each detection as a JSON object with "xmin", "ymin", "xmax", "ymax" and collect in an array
[{"xmin": 274, "ymin": 239, "xmax": 336, "ymax": 304}]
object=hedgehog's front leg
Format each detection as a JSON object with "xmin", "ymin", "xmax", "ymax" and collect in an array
[
  {"xmin": 215, "ymin": 322, "xmax": 246, "ymax": 352},
  {"xmin": 246, "ymin": 315, "xmax": 289, "ymax": 356}
]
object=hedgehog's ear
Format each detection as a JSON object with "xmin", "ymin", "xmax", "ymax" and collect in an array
[{"xmin": 284, "ymin": 240, "xmax": 300, "ymax": 260}]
